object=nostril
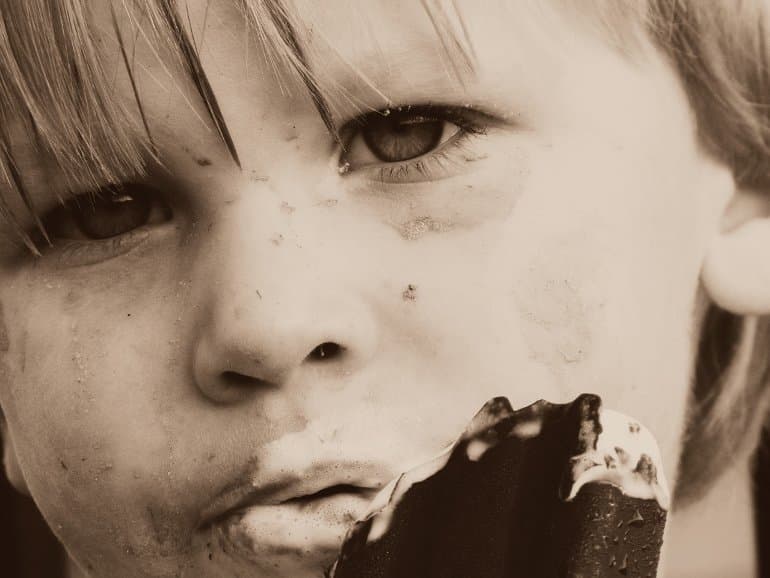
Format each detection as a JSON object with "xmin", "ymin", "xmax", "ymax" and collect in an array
[
  {"xmin": 307, "ymin": 342, "xmax": 344, "ymax": 362},
  {"xmin": 221, "ymin": 370, "xmax": 271, "ymax": 389}
]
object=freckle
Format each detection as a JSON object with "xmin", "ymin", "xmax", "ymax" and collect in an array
[
  {"xmin": 195, "ymin": 157, "xmax": 212, "ymax": 167},
  {"xmin": 271, "ymin": 233, "xmax": 284, "ymax": 246},
  {"xmin": 59, "ymin": 459, "xmax": 68, "ymax": 471},
  {"xmin": 284, "ymin": 123, "xmax": 299, "ymax": 142},
  {"xmin": 402, "ymin": 284, "xmax": 417, "ymax": 301}
]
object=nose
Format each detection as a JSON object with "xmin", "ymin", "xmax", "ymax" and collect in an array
[{"xmin": 190, "ymin": 200, "xmax": 379, "ymax": 404}]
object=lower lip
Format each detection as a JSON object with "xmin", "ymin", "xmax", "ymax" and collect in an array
[{"xmin": 213, "ymin": 493, "xmax": 369, "ymax": 561}]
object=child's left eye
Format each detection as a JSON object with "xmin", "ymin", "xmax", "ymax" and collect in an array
[
  {"xmin": 340, "ymin": 105, "xmax": 489, "ymax": 181},
  {"xmin": 45, "ymin": 183, "xmax": 171, "ymax": 241},
  {"xmin": 350, "ymin": 109, "xmax": 460, "ymax": 164}
]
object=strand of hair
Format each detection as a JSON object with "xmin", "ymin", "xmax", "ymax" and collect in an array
[
  {"xmin": 110, "ymin": 1, "xmax": 155, "ymax": 151},
  {"xmin": 160, "ymin": 0, "xmax": 241, "ymax": 168},
  {"xmin": 261, "ymin": 0, "xmax": 339, "ymax": 140}
]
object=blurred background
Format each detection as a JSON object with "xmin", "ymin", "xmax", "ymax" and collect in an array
[{"xmin": 2, "ymin": 426, "xmax": 770, "ymax": 577}]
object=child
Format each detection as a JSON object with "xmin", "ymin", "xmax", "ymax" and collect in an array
[{"xmin": 0, "ymin": 1, "xmax": 768, "ymax": 576}]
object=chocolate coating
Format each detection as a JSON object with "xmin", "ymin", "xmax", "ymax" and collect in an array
[{"xmin": 331, "ymin": 394, "xmax": 666, "ymax": 578}]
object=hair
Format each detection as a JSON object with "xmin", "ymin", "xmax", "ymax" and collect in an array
[{"xmin": 0, "ymin": 0, "xmax": 769, "ymax": 508}]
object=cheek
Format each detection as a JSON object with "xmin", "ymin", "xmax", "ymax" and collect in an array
[
  {"xmin": 0, "ymin": 279, "xmax": 202, "ymax": 571},
  {"xmin": 385, "ymin": 136, "xmax": 705, "ymax": 488},
  {"xmin": 500, "ymin": 142, "xmax": 703, "ymax": 480}
]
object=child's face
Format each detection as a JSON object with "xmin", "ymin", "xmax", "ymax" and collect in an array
[{"xmin": 0, "ymin": 1, "xmax": 735, "ymax": 576}]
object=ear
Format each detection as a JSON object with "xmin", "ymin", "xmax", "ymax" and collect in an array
[
  {"xmin": 702, "ymin": 187, "xmax": 770, "ymax": 315},
  {"xmin": 0, "ymin": 412, "xmax": 29, "ymax": 496}
]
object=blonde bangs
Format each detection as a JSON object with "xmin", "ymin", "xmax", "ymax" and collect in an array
[
  {"xmin": 0, "ymin": 0, "xmax": 474, "ymax": 228},
  {"xmin": 0, "ymin": 1, "xmax": 146, "ymax": 188}
]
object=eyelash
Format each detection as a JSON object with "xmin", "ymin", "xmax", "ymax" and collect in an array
[
  {"xmin": 375, "ymin": 131, "xmax": 481, "ymax": 182},
  {"xmin": 53, "ymin": 228, "xmax": 152, "ymax": 268}
]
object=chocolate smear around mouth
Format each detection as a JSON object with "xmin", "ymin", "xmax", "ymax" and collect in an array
[{"xmin": 330, "ymin": 394, "xmax": 668, "ymax": 578}]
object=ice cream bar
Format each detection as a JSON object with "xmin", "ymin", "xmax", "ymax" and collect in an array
[{"xmin": 330, "ymin": 394, "xmax": 669, "ymax": 578}]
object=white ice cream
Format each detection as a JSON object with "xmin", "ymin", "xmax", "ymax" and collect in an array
[{"xmin": 565, "ymin": 408, "xmax": 671, "ymax": 510}]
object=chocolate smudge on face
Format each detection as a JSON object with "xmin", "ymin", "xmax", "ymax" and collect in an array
[
  {"xmin": 280, "ymin": 201, "xmax": 296, "ymax": 215},
  {"xmin": 402, "ymin": 284, "xmax": 417, "ymax": 301},
  {"xmin": 145, "ymin": 504, "xmax": 187, "ymax": 554},
  {"xmin": 0, "ymin": 302, "xmax": 9, "ymax": 352},
  {"xmin": 399, "ymin": 217, "xmax": 454, "ymax": 241},
  {"xmin": 181, "ymin": 145, "xmax": 212, "ymax": 167}
]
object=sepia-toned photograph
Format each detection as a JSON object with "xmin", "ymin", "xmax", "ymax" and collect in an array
[{"xmin": 1, "ymin": 1, "xmax": 769, "ymax": 576}]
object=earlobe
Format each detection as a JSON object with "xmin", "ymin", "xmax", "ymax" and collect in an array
[
  {"xmin": 702, "ymin": 188, "xmax": 770, "ymax": 315},
  {"xmin": 0, "ymin": 413, "xmax": 29, "ymax": 496}
]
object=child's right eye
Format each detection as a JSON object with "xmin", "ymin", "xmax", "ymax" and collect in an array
[{"xmin": 44, "ymin": 183, "xmax": 172, "ymax": 242}]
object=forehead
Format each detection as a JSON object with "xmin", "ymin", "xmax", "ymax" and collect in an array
[{"xmin": 112, "ymin": 0, "xmax": 653, "ymax": 124}]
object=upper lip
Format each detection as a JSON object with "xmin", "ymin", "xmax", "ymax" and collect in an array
[{"xmin": 198, "ymin": 460, "xmax": 393, "ymax": 529}]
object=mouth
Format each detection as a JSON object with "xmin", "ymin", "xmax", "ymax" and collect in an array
[
  {"xmin": 199, "ymin": 462, "xmax": 389, "ymax": 564},
  {"xmin": 281, "ymin": 483, "xmax": 376, "ymax": 506}
]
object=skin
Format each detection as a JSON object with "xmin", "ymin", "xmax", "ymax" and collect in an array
[{"xmin": 0, "ymin": 0, "xmax": 754, "ymax": 576}]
